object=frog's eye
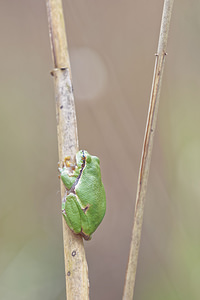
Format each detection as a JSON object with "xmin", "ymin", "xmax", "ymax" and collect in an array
[
  {"xmin": 93, "ymin": 156, "xmax": 100, "ymax": 164},
  {"xmin": 86, "ymin": 155, "xmax": 91, "ymax": 163}
]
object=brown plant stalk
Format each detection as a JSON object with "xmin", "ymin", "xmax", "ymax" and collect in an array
[
  {"xmin": 46, "ymin": 0, "xmax": 89, "ymax": 299},
  {"xmin": 123, "ymin": 0, "xmax": 174, "ymax": 299}
]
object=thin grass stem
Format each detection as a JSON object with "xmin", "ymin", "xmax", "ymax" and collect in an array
[
  {"xmin": 46, "ymin": 1, "xmax": 89, "ymax": 299},
  {"xmin": 123, "ymin": 1, "xmax": 174, "ymax": 299}
]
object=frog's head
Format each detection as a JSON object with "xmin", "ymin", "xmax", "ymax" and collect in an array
[
  {"xmin": 77, "ymin": 150, "xmax": 98, "ymax": 166},
  {"xmin": 76, "ymin": 150, "xmax": 100, "ymax": 168}
]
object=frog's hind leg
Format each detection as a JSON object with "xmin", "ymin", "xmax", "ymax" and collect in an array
[{"xmin": 63, "ymin": 194, "xmax": 82, "ymax": 234}]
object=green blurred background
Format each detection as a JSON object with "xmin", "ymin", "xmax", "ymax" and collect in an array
[{"xmin": 1, "ymin": 1, "xmax": 200, "ymax": 299}]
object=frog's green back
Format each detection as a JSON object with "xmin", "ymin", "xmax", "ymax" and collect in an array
[{"xmin": 75, "ymin": 153, "xmax": 106, "ymax": 237}]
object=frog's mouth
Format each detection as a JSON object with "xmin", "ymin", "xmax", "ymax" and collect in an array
[
  {"xmin": 67, "ymin": 150, "xmax": 86, "ymax": 195},
  {"xmin": 76, "ymin": 150, "xmax": 86, "ymax": 181}
]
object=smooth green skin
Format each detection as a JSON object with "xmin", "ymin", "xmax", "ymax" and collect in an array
[{"xmin": 59, "ymin": 150, "xmax": 106, "ymax": 240}]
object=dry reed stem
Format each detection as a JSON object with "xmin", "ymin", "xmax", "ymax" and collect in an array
[
  {"xmin": 46, "ymin": 0, "xmax": 89, "ymax": 299},
  {"xmin": 123, "ymin": 0, "xmax": 174, "ymax": 299}
]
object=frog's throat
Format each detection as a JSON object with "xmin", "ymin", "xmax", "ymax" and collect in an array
[{"xmin": 67, "ymin": 150, "xmax": 86, "ymax": 194}]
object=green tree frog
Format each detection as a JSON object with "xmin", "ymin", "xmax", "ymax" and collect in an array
[{"xmin": 59, "ymin": 150, "xmax": 106, "ymax": 240}]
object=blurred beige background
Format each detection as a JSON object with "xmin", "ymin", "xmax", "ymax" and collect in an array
[{"xmin": 1, "ymin": 1, "xmax": 200, "ymax": 299}]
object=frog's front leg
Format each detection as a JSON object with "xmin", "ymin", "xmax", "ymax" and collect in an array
[{"xmin": 59, "ymin": 165, "xmax": 76, "ymax": 190}]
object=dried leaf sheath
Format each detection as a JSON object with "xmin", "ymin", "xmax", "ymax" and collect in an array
[{"xmin": 46, "ymin": 0, "xmax": 89, "ymax": 299}]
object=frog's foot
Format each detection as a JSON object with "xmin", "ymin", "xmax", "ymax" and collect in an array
[
  {"xmin": 80, "ymin": 230, "xmax": 91, "ymax": 240},
  {"xmin": 62, "ymin": 156, "xmax": 76, "ymax": 170},
  {"xmin": 58, "ymin": 157, "xmax": 71, "ymax": 169},
  {"xmin": 64, "ymin": 156, "xmax": 71, "ymax": 167}
]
